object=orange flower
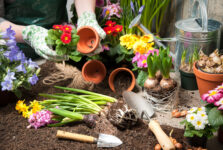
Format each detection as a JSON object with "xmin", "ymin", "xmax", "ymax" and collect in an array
[
  {"xmin": 105, "ymin": 20, "xmax": 116, "ymax": 27},
  {"xmin": 61, "ymin": 33, "xmax": 71, "ymax": 44},
  {"xmin": 103, "ymin": 27, "xmax": 114, "ymax": 35},
  {"xmin": 114, "ymin": 25, "xmax": 123, "ymax": 33},
  {"xmin": 53, "ymin": 25, "xmax": 62, "ymax": 30},
  {"xmin": 62, "ymin": 25, "xmax": 72, "ymax": 33}
]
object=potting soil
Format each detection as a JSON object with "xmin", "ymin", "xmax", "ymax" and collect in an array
[{"xmin": 0, "ymin": 61, "xmax": 198, "ymax": 149}]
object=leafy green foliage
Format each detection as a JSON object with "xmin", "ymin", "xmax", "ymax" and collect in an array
[
  {"xmin": 136, "ymin": 70, "xmax": 148, "ymax": 87},
  {"xmin": 157, "ymin": 47, "xmax": 172, "ymax": 79},
  {"xmin": 45, "ymin": 28, "xmax": 80, "ymax": 57},
  {"xmin": 208, "ymin": 107, "xmax": 223, "ymax": 127},
  {"xmin": 180, "ymin": 119, "xmax": 217, "ymax": 139},
  {"xmin": 147, "ymin": 53, "xmax": 159, "ymax": 78}
]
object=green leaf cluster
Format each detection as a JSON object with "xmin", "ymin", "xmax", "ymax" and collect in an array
[
  {"xmin": 147, "ymin": 52, "xmax": 159, "ymax": 78},
  {"xmin": 208, "ymin": 107, "xmax": 223, "ymax": 127},
  {"xmin": 45, "ymin": 28, "xmax": 80, "ymax": 56}
]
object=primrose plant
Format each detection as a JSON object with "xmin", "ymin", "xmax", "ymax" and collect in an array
[{"xmin": 0, "ymin": 26, "xmax": 40, "ymax": 97}]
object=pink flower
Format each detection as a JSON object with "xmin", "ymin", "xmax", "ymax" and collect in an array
[
  {"xmin": 215, "ymin": 83, "xmax": 223, "ymax": 93},
  {"xmin": 214, "ymin": 97, "xmax": 223, "ymax": 106},
  {"xmin": 132, "ymin": 52, "xmax": 141, "ymax": 63},
  {"xmin": 218, "ymin": 105, "xmax": 223, "ymax": 110},
  {"xmin": 202, "ymin": 90, "xmax": 223, "ymax": 103},
  {"xmin": 102, "ymin": 1, "xmax": 122, "ymax": 19},
  {"xmin": 27, "ymin": 110, "xmax": 54, "ymax": 129},
  {"xmin": 102, "ymin": 45, "xmax": 110, "ymax": 52},
  {"xmin": 137, "ymin": 55, "xmax": 147, "ymax": 68}
]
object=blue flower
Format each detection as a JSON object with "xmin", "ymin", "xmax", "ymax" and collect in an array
[
  {"xmin": 6, "ymin": 39, "xmax": 17, "ymax": 47},
  {"xmin": 26, "ymin": 58, "xmax": 39, "ymax": 69},
  {"xmin": 138, "ymin": 5, "xmax": 145, "ymax": 14},
  {"xmin": 28, "ymin": 74, "xmax": 38, "ymax": 85},
  {"xmin": 0, "ymin": 26, "xmax": 16, "ymax": 39},
  {"xmin": 16, "ymin": 63, "xmax": 27, "ymax": 73},
  {"xmin": 4, "ymin": 69, "xmax": 16, "ymax": 81},
  {"xmin": 130, "ymin": 1, "xmax": 135, "ymax": 13},
  {"xmin": 1, "ymin": 80, "xmax": 13, "ymax": 91}
]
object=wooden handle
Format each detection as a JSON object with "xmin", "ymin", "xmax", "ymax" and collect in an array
[
  {"xmin": 148, "ymin": 120, "xmax": 175, "ymax": 150},
  {"xmin": 56, "ymin": 130, "xmax": 96, "ymax": 143}
]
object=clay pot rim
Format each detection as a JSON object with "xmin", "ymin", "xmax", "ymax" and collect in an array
[
  {"xmin": 82, "ymin": 60, "xmax": 106, "ymax": 84},
  {"xmin": 77, "ymin": 26, "xmax": 100, "ymax": 54},
  {"xmin": 193, "ymin": 62, "xmax": 223, "ymax": 82},
  {"xmin": 108, "ymin": 67, "xmax": 136, "ymax": 92}
]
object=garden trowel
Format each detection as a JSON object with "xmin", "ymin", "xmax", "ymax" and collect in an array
[
  {"xmin": 56, "ymin": 130, "xmax": 122, "ymax": 148},
  {"xmin": 122, "ymin": 91, "xmax": 175, "ymax": 150}
]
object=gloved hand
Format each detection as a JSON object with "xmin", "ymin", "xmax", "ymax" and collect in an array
[
  {"xmin": 77, "ymin": 11, "xmax": 106, "ymax": 55},
  {"xmin": 22, "ymin": 25, "xmax": 68, "ymax": 61}
]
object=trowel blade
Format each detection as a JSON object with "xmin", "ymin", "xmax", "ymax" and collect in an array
[
  {"xmin": 122, "ymin": 91, "xmax": 154, "ymax": 119},
  {"xmin": 97, "ymin": 133, "xmax": 122, "ymax": 148}
]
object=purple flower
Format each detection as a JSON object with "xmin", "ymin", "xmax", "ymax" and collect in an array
[
  {"xmin": 4, "ymin": 69, "xmax": 16, "ymax": 81},
  {"xmin": 1, "ymin": 80, "xmax": 13, "ymax": 91},
  {"xmin": 130, "ymin": 1, "xmax": 135, "ymax": 13},
  {"xmin": 138, "ymin": 5, "xmax": 145, "ymax": 14},
  {"xmin": 28, "ymin": 74, "xmax": 39, "ymax": 85},
  {"xmin": 102, "ymin": 2, "xmax": 122, "ymax": 19},
  {"xmin": 26, "ymin": 58, "xmax": 39, "ymax": 69},
  {"xmin": 16, "ymin": 63, "xmax": 27, "ymax": 73},
  {"xmin": 28, "ymin": 110, "xmax": 54, "ymax": 129},
  {"xmin": 102, "ymin": 44, "xmax": 110, "ymax": 52},
  {"xmin": 96, "ymin": 0, "xmax": 104, "ymax": 7},
  {"xmin": 132, "ymin": 52, "xmax": 141, "ymax": 63},
  {"xmin": 6, "ymin": 39, "xmax": 17, "ymax": 47},
  {"xmin": 202, "ymin": 90, "xmax": 223, "ymax": 103},
  {"xmin": 0, "ymin": 26, "xmax": 16, "ymax": 39}
]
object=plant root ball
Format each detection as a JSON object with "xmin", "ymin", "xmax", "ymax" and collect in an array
[
  {"xmin": 160, "ymin": 78, "xmax": 176, "ymax": 91},
  {"xmin": 144, "ymin": 78, "xmax": 159, "ymax": 90}
]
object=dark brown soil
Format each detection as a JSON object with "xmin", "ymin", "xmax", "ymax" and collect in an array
[
  {"xmin": 0, "ymin": 61, "xmax": 194, "ymax": 150},
  {"xmin": 114, "ymin": 71, "xmax": 132, "ymax": 96}
]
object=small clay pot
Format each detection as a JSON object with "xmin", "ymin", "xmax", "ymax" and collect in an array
[
  {"xmin": 179, "ymin": 69, "xmax": 198, "ymax": 90},
  {"xmin": 187, "ymin": 135, "xmax": 207, "ymax": 148},
  {"xmin": 77, "ymin": 26, "xmax": 100, "ymax": 54},
  {"xmin": 193, "ymin": 62, "xmax": 223, "ymax": 97},
  {"xmin": 82, "ymin": 60, "xmax": 106, "ymax": 84},
  {"xmin": 218, "ymin": 126, "xmax": 223, "ymax": 143},
  {"xmin": 0, "ymin": 91, "xmax": 18, "ymax": 106},
  {"xmin": 108, "ymin": 68, "xmax": 136, "ymax": 92}
]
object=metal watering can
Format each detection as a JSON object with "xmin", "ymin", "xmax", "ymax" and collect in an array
[{"xmin": 129, "ymin": 0, "xmax": 222, "ymax": 70}]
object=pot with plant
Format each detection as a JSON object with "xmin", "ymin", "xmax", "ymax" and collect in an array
[
  {"xmin": 201, "ymin": 83, "xmax": 223, "ymax": 143},
  {"xmin": 179, "ymin": 48, "xmax": 199, "ymax": 90},
  {"xmin": 0, "ymin": 26, "xmax": 40, "ymax": 106},
  {"xmin": 193, "ymin": 49, "xmax": 223, "ymax": 97},
  {"xmin": 180, "ymin": 106, "xmax": 217, "ymax": 148}
]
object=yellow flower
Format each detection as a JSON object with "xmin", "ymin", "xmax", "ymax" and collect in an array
[
  {"xmin": 15, "ymin": 100, "xmax": 28, "ymax": 113},
  {"xmin": 30, "ymin": 100, "xmax": 42, "ymax": 113},
  {"xmin": 22, "ymin": 109, "xmax": 31, "ymax": 118},
  {"xmin": 120, "ymin": 34, "xmax": 140, "ymax": 49},
  {"xmin": 140, "ymin": 34, "xmax": 154, "ymax": 43},
  {"xmin": 133, "ymin": 40, "xmax": 147, "ymax": 54}
]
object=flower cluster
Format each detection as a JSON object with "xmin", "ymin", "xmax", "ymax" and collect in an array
[
  {"xmin": 15, "ymin": 100, "xmax": 42, "ymax": 118},
  {"xmin": 120, "ymin": 34, "xmax": 154, "ymax": 53},
  {"xmin": 103, "ymin": 20, "xmax": 123, "ymax": 36},
  {"xmin": 0, "ymin": 26, "xmax": 39, "ymax": 94},
  {"xmin": 186, "ymin": 107, "xmax": 208, "ymax": 130},
  {"xmin": 202, "ymin": 83, "xmax": 223, "ymax": 110},
  {"xmin": 27, "ymin": 110, "xmax": 54, "ymax": 129},
  {"xmin": 102, "ymin": 0, "xmax": 122, "ymax": 19},
  {"xmin": 52, "ymin": 25, "xmax": 73, "ymax": 44},
  {"xmin": 132, "ymin": 49, "xmax": 159, "ymax": 68}
]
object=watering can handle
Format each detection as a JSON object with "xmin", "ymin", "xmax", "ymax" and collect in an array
[{"xmin": 191, "ymin": 0, "xmax": 208, "ymax": 31}]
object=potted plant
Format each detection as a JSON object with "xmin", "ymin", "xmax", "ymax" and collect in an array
[
  {"xmin": 45, "ymin": 24, "xmax": 82, "ymax": 62},
  {"xmin": 180, "ymin": 106, "xmax": 217, "ymax": 148},
  {"xmin": 193, "ymin": 49, "xmax": 223, "ymax": 97},
  {"xmin": 202, "ymin": 83, "xmax": 223, "ymax": 143},
  {"xmin": 179, "ymin": 48, "xmax": 199, "ymax": 90},
  {"xmin": 0, "ymin": 26, "xmax": 40, "ymax": 105}
]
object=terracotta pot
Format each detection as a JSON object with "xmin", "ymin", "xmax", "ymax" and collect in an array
[
  {"xmin": 77, "ymin": 26, "xmax": 100, "ymax": 54},
  {"xmin": 0, "ymin": 91, "xmax": 17, "ymax": 106},
  {"xmin": 218, "ymin": 126, "xmax": 223, "ymax": 143},
  {"xmin": 193, "ymin": 62, "xmax": 223, "ymax": 97},
  {"xmin": 108, "ymin": 68, "xmax": 136, "ymax": 92},
  {"xmin": 82, "ymin": 60, "xmax": 106, "ymax": 84}
]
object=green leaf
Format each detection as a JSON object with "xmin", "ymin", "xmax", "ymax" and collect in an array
[
  {"xmin": 136, "ymin": 70, "xmax": 148, "ymax": 87},
  {"xmin": 69, "ymin": 55, "xmax": 82, "ymax": 62},
  {"xmin": 48, "ymin": 29, "xmax": 59, "ymax": 40},
  {"xmin": 184, "ymin": 130, "xmax": 194, "ymax": 137},
  {"xmin": 71, "ymin": 34, "xmax": 79, "ymax": 39},
  {"xmin": 208, "ymin": 107, "xmax": 223, "ymax": 127},
  {"xmin": 107, "ymin": 45, "xmax": 119, "ymax": 56},
  {"xmin": 56, "ymin": 39, "xmax": 63, "ymax": 45},
  {"xmin": 45, "ymin": 36, "xmax": 55, "ymax": 45},
  {"xmin": 115, "ymin": 54, "xmax": 125, "ymax": 63},
  {"xmin": 56, "ymin": 45, "xmax": 67, "ymax": 55}
]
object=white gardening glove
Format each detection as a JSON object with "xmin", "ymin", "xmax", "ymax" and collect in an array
[
  {"xmin": 22, "ymin": 25, "xmax": 68, "ymax": 61},
  {"xmin": 77, "ymin": 11, "xmax": 106, "ymax": 55}
]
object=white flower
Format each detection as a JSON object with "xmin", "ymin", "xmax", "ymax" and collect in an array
[
  {"xmin": 197, "ymin": 112, "xmax": 208, "ymax": 124},
  {"xmin": 192, "ymin": 118, "xmax": 206, "ymax": 130},
  {"xmin": 197, "ymin": 107, "xmax": 206, "ymax": 114},
  {"xmin": 188, "ymin": 107, "xmax": 198, "ymax": 114},
  {"xmin": 0, "ymin": 39, "xmax": 6, "ymax": 45},
  {"xmin": 186, "ymin": 113, "xmax": 197, "ymax": 123}
]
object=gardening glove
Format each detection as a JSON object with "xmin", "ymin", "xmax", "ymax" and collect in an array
[
  {"xmin": 22, "ymin": 25, "xmax": 68, "ymax": 61},
  {"xmin": 77, "ymin": 11, "xmax": 106, "ymax": 55}
]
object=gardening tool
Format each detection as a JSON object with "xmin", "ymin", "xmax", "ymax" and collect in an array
[
  {"xmin": 56, "ymin": 130, "xmax": 122, "ymax": 148},
  {"xmin": 123, "ymin": 91, "xmax": 175, "ymax": 150},
  {"xmin": 129, "ymin": 0, "xmax": 222, "ymax": 70}
]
